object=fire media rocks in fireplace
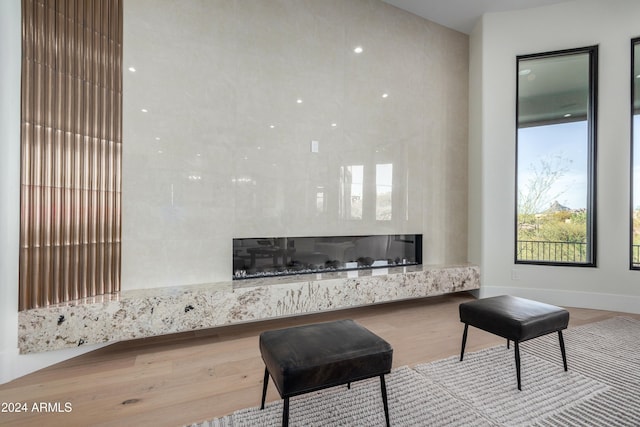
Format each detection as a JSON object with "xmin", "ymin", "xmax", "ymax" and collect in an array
[{"xmin": 232, "ymin": 234, "xmax": 422, "ymax": 279}]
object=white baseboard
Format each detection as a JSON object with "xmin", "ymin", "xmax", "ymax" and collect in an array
[{"xmin": 479, "ymin": 286, "xmax": 640, "ymax": 314}]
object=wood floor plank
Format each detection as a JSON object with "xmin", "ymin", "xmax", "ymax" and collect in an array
[{"xmin": 1, "ymin": 292, "xmax": 639, "ymax": 427}]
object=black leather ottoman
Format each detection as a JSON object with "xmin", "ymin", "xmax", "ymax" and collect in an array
[
  {"xmin": 459, "ymin": 295, "xmax": 569, "ymax": 390},
  {"xmin": 259, "ymin": 319, "xmax": 393, "ymax": 426}
]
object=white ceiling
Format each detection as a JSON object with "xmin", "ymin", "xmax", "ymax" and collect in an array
[{"xmin": 382, "ymin": 0, "xmax": 579, "ymax": 34}]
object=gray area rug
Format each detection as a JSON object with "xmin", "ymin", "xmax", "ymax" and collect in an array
[{"xmin": 189, "ymin": 317, "xmax": 640, "ymax": 426}]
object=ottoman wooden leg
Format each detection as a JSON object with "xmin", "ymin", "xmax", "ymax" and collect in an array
[
  {"xmin": 380, "ymin": 375, "xmax": 390, "ymax": 427},
  {"xmin": 558, "ymin": 330, "xmax": 568, "ymax": 371},
  {"xmin": 261, "ymin": 367, "xmax": 269, "ymax": 410},
  {"xmin": 460, "ymin": 323, "xmax": 469, "ymax": 361}
]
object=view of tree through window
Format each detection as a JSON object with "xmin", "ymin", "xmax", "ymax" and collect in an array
[{"xmin": 516, "ymin": 47, "xmax": 597, "ymax": 265}]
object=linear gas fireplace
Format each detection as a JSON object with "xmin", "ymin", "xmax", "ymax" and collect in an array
[{"xmin": 233, "ymin": 234, "xmax": 422, "ymax": 279}]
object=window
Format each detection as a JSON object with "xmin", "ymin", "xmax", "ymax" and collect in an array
[
  {"xmin": 632, "ymin": 38, "xmax": 640, "ymax": 269},
  {"xmin": 516, "ymin": 46, "xmax": 597, "ymax": 266}
]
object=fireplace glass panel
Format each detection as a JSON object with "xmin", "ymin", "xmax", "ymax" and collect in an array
[{"xmin": 233, "ymin": 234, "xmax": 422, "ymax": 279}]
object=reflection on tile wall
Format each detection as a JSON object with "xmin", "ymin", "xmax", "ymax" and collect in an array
[{"xmin": 122, "ymin": 0, "xmax": 469, "ymax": 290}]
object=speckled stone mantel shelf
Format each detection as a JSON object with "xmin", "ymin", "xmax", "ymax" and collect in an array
[{"xmin": 18, "ymin": 264, "xmax": 480, "ymax": 354}]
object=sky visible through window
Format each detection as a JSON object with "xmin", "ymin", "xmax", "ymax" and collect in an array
[
  {"xmin": 635, "ymin": 115, "xmax": 640, "ymax": 210},
  {"xmin": 518, "ymin": 120, "xmax": 588, "ymax": 212}
]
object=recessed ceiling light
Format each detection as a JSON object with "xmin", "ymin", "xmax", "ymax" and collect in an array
[
  {"xmin": 382, "ymin": 93, "xmax": 389, "ymax": 98},
  {"xmin": 296, "ymin": 99, "xmax": 303, "ymax": 104},
  {"xmin": 354, "ymin": 46, "xmax": 363, "ymax": 54},
  {"xmin": 519, "ymin": 69, "xmax": 531, "ymax": 76},
  {"xmin": 331, "ymin": 123, "xmax": 337, "ymax": 127},
  {"xmin": 269, "ymin": 124, "xmax": 275, "ymax": 129},
  {"xmin": 157, "ymin": 150, "xmax": 163, "ymax": 154},
  {"xmin": 196, "ymin": 153, "xmax": 201, "ymax": 157},
  {"xmin": 155, "ymin": 137, "xmax": 160, "ymax": 141},
  {"xmin": 128, "ymin": 67, "xmax": 136, "ymax": 72},
  {"xmin": 141, "ymin": 108, "xmax": 148, "ymax": 113}
]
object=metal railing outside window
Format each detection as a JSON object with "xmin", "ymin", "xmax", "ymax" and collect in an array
[
  {"xmin": 517, "ymin": 240, "xmax": 588, "ymax": 263},
  {"xmin": 633, "ymin": 244, "xmax": 640, "ymax": 268}
]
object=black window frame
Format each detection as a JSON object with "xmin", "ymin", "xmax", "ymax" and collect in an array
[
  {"xmin": 515, "ymin": 45, "xmax": 598, "ymax": 267},
  {"xmin": 631, "ymin": 38, "xmax": 640, "ymax": 270}
]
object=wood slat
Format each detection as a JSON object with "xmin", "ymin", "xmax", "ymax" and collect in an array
[{"xmin": 19, "ymin": 0, "xmax": 123, "ymax": 310}]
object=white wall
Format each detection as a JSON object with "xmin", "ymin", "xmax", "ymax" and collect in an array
[
  {"xmin": 469, "ymin": 0, "xmax": 640, "ymax": 312},
  {"xmin": 0, "ymin": 0, "xmax": 21, "ymax": 385},
  {"xmin": 0, "ymin": 0, "xmax": 105, "ymax": 385}
]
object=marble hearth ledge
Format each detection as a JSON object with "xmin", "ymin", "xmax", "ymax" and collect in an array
[{"xmin": 18, "ymin": 264, "xmax": 480, "ymax": 354}]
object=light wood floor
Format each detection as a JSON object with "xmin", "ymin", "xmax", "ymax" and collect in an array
[{"xmin": 2, "ymin": 292, "xmax": 639, "ymax": 427}]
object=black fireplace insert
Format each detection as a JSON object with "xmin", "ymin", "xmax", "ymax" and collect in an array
[{"xmin": 233, "ymin": 234, "xmax": 422, "ymax": 279}]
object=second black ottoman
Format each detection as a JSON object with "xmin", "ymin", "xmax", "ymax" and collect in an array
[
  {"xmin": 259, "ymin": 319, "xmax": 393, "ymax": 426},
  {"xmin": 459, "ymin": 295, "xmax": 570, "ymax": 390}
]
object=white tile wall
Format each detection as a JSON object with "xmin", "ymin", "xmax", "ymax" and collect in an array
[{"xmin": 122, "ymin": 0, "xmax": 469, "ymax": 290}]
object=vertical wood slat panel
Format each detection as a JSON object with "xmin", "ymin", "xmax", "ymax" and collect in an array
[{"xmin": 20, "ymin": 0, "xmax": 122, "ymax": 311}]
